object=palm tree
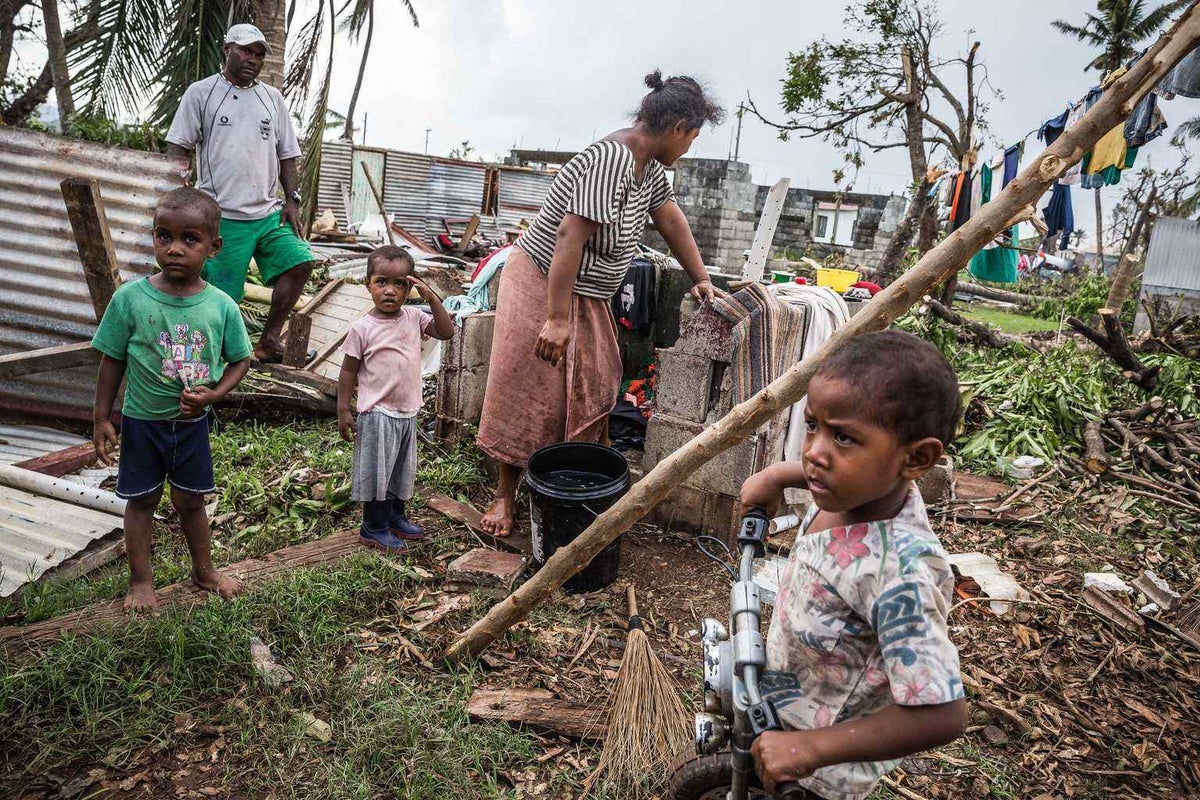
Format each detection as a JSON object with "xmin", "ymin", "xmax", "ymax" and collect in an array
[
  {"xmin": 1052, "ymin": 0, "xmax": 1190, "ymax": 73},
  {"xmin": 1051, "ymin": 0, "xmax": 1188, "ymax": 259},
  {"xmin": 340, "ymin": 0, "xmax": 418, "ymax": 143}
]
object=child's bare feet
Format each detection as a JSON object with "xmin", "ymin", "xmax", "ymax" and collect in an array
[
  {"xmin": 192, "ymin": 567, "xmax": 243, "ymax": 599},
  {"xmin": 480, "ymin": 496, "xmax": 514, "ymax": 537},
  {"xmin": 124, "ymin": 580, "xmax": 158, "ymax": 612}
]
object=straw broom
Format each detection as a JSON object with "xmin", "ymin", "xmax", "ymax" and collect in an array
[{"xmin": 589, "ymin": 584, "xmax": 690, "ymax": 796}]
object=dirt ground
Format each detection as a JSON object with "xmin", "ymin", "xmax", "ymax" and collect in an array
[{"xmin": 6, "ymin": 469, "xmax": 1199, "ymax": 800}]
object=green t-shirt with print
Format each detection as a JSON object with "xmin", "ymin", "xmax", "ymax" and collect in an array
[{"xmin": 91, "ymin": 279, "xmax": 252, "ymax": 420}]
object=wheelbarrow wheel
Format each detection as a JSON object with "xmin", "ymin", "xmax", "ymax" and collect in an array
[{"xmin": 667, "ymin": 752, "xmax": 772, "ymax": 800}]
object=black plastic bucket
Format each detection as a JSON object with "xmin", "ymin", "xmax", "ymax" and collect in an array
[{"xmin": 525, "ymin": 442, "xmax": 631, "ymax": 594}]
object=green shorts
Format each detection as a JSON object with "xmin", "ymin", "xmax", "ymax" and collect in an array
[{"xmin": 204, "ymin": 210, "xmax": 314, "ymax": 302}]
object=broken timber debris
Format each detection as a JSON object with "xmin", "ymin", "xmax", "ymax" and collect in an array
[
  {"xmin": 466, "ymin": 688, "xmax": 606, "ymax": 741},
  {"xmin": 444, "ymin": 8, "xmax": 1200, "ymax": 657}
]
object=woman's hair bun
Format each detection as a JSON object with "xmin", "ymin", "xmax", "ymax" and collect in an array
[{"xmin": 644, "ymin": 70, "xmax": 665, "ymax": 91}]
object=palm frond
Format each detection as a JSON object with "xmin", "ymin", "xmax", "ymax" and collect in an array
[
  {"xmin": 147, "ymin": 0, "xmax": 255, "ymax": 127},
  {"xmin": 1177, "ymin": 116, "xmax": 1200, "ymax": 141},
  {"xmin": 298, "ymin": 0, "xmax": 336, "ymax": 234},
  {"xmin": 68, "ymin": 0, "xmax": 173, "ymax": 118},
  {"xmin": 399, "ymin": 0, "xmax": 419, "ymax": 27},
  {"xmin": 284, "ymin": 0, "xmax": 326, "ymax": 109}
]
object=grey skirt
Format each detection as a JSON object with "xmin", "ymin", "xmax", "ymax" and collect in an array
[{"xmin": 352, "ymin": 410, "xmax": 417, "ymax": 502}]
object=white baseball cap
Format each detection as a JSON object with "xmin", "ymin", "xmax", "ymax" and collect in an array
[{"xmin": 225, "ymin": 23, "xmax": 271, "ymax": 54}]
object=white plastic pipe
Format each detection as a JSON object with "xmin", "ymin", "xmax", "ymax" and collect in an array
[
  {"xmin": 769, "ymin": 512, "xmax": 801, "ymax": 534},
  {"xmin": 0, "ymin": 464, "xmax": 126, "ymax": 515}
]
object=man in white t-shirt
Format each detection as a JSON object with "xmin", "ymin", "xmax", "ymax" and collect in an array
[{"xmin": 166, "ymin": 23, "xmax": 314, "ymax": 363}]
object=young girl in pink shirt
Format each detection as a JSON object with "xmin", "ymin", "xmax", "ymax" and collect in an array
[{"xmin": 337, "ymin": 246, "xmax": 454, "ymax": 551}]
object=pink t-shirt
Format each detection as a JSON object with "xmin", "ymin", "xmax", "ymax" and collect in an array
[{"xmin": 341, "ymin": 308, "xmax": 434, "ymax": 414}]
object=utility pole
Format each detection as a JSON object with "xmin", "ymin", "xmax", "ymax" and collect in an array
[
  {"xmin": 362, "ymin": 114, "xmax": 368, "ymax": 145},
  {"xmin": 733, "ymin": 102, "xmax": 746, "ymax": 162},
  {"xmin": 425, "ymin": 128, "xmax": 431, "ymax": 154}
]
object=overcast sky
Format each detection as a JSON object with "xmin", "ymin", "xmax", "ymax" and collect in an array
[{"xmin": 318, "ymin": 0, "xmax": 1198, "ymax": 242}]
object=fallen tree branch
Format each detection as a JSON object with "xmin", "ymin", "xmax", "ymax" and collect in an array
[
  {"xmin": 925, "ymin": 297, "xmax": 1022, "ymax": 349},
  {"xmin": 1083, "ymin": 422, "xmax": 1110, "ymax": 475},
  {"xmin": 443, "ymin": 8, "xmax": 1200, "ymax": 661},
  {"xmin": 1068, "ymin": 311, "xmax": 1159, "ymax": 390}
]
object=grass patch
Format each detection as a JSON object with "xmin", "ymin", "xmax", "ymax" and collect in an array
[
  {"xmin": 960, "ymin": 305, "xmax": 1061, "ymax": 334},
  {"xmin": 1, "ymin": 416, "xmax": 486, "ymax": 624},
  {"xmin": 0, "ymin": 555, "xmax": 554, "ymax": 798}
]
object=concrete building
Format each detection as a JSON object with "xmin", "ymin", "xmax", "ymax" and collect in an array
[{"xmin": 643, "ymin": 157, "xmax": 908, "ymax": 273}]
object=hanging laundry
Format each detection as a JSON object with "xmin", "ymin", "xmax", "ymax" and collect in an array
[
  {"xmin": 1002, "ymin": 142, "xmax": 1023, "ymax": 188},
  {"xmin": 1042, "ymin": 183, "xmax": 1074, "ymax": 251},
  {"xmin": 950, "ymin": 170, "xmax": 973, "ymax": 232},
  {"xmin": 969, "ymin": 166, "xmax": 984, "ymax": 217},
  {"xmin": 611, "ymin": 256, "xmax": 657, "ymax": 334},
  {"xmin": 1038, "ymin": 107, "xmax": 1069, "ymax": 146},
  {"xmin": 1059, "ymin": 101, "xmax": 1086, "ymax": 185},
  {"xmin": 1158, "ymin": 44, "xmax": 1200, "ymax": 99},
  {"xmin": 1125, "ymin": 91, "xmax": 1167, "ymax": 147},
  {"xmin": 1082, "ymin": 66, "xmax": 1139, "ymax": 188},
  {"xmin": 968, "ymin": 164, "xmax": 1018, "ymax": 285}
]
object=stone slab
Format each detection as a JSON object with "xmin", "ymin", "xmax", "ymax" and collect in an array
[{"xmin": 445, "ymin": 547, "xmax": 526, "ymax": 592}]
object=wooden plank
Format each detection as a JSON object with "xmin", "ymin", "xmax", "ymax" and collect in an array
[
  {"xmin": 0, "ymin": 530, "xmax": 363, "ymax": 652},
  {"xmin": 0, "ymin": 342, "xmax": 98, "ymax": 379},
  {"xmin": 282, "ymin": 313, "xmax": 312, "ymax": 367},
  {"xmin": 23, "ymin": 530, "xmax": 125, "ymax": 594},
  {"xmin": 466, "ymin": 688, "xmax": 605, "ymax": 741},
  {"xmin": 60, "ymin": 177, "xmax": 122, "ymax": 321},
  {"xmin": 251, "ymin": 363, "xmax": 339, "ymax": 397},
  {"xmin": 458, "ymin": 214, "xmax": 481, "ymax": 251},
  {"xmin": 13, "ymin": 442, "xmax": 97, "ymax": 477},
  {"xmin": 420, "ymin": 491, "xmax": 533, "ymax": 555},
  {"xmin": 298, "ymin": 278, "xmax": 345, "ymax": 315}
]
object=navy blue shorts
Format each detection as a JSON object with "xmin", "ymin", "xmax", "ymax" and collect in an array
[{"xmin": 116, "ymin": 414, "xmax": 215, "ymax": 499}]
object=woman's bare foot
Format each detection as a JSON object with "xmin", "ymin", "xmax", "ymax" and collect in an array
[
  {"xmin": 480, "ymin": 496, "xmax": 514, "ymax": 537},
  {"xmin": 192, "ymin": 567, "xmax": 243, "ymax": 599},
  {"xmin": 124, "ymin": 580, "xmax": 158, "ymax": 612}
]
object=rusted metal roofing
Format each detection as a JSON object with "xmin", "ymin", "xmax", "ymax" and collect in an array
[
  {"xmin": 0, "ymin": 127, "xmax": 183, "ymax": 422},
  {"xmin": 0, "ymin": 424, "xmax": 88, "ymax": 467}
]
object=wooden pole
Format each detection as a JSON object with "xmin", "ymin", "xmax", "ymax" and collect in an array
[
  {"xmin": 60, "ymin": 177, "xmax": 122, "ymax": 321},
  {"xmin": 1104, "ymin": 253, "xmax": 1140, "ymax": 314},
  {"xmin": 445, "ymin": 4, "xmax": 1200, "ymax": 661}
]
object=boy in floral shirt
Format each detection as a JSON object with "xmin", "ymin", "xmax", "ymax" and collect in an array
[{"xmin": 740, "ymin": 330, "xmax": 967, "ymax": 800}]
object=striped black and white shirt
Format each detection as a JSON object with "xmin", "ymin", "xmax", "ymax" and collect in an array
[{"xmin": 517, "ymin": 140, "xmax": 676, "ymax": 300}]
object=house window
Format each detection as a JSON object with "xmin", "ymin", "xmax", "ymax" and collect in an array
[{"xmin": 814, "ymin": 214, "xmax": 829, "ymax": 239}]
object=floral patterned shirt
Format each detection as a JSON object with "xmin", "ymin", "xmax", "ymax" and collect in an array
[{"xmin": 763, "ymin": 484, "xmax": 963, "ymax": 800}]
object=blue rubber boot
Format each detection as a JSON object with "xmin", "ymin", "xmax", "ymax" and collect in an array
[
  {"xmin": 388, "ymin": 497, "xmax": 424, "ymax": 540},
  {"xmin": 360, "ymin": 501, "xmax": 407, "ymax": 552}
]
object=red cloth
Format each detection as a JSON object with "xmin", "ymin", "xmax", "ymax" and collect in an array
[{"xmin": 850, "ymin": 281, "xmax": 882, "ymax": 296}]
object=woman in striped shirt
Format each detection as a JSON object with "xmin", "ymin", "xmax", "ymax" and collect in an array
[{"xmin": 478, "ymin": 70, "xmax": 724, "ymax": 536}]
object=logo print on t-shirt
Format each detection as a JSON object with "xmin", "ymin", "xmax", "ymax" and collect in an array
[
  {"xmin": 157, "ymin": 324, "xmax": 210, "ymax": 386},
  {"xmin": 218, "ymin": 115, "xmax": 230, "ymax": 126},
  {"xmin": 259, "ymin": 119, "xmax": 271, "ymax": 140}
]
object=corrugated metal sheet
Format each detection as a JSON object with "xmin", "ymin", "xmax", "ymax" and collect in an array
[
  {"xmin": 0, "ymin": 127, "xmax": 183, "ymax": 421},
  {"xmin": 1141, "ymin": 216, "xmax": 1200, "ymax": 292},
  {"xmin": 427, "ymin": 159, "xmax": 487, "ymax": 237},
  {"xmin": 0, "ymin": 426, "xmax": 86, "ymax": 467},
  {"xmin": 0, "ymin": 482, "xmax": 123, "ymax": 597},
  {"xmin": 0, "ymin": 424, "xmax": 88, "ymax": 467},
  {"xmin": 383, "ymin": 150, "xmax": 432, "ymax": 239},
  {"xmin": 349, "ymin": 148, "xmax": 386, "ymax": 227},
  {"xmin": 316, "ymin": 140, "xmax": 353, "ymax": 229},
  {"xmin": 496, "ymin": 167, "xmax": 552, "ymax": 231}
]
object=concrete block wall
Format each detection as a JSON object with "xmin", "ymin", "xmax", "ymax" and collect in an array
[
  {"xmin": 435, "ymin": 311, "xmax": 495, "ymax": 439},
  {"xmin": 643, "ymin": 301, "xmax": 801, "ymax": 541}
]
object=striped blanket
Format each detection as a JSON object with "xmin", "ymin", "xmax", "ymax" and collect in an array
[{"xmin": 711, "ymin": 283, "xmax": 807, "ymax": 404}]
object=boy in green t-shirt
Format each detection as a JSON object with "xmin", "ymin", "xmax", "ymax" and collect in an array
[{"xmin": 92, "ymin": 187, "xmax": 252, "ymax": 612}]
